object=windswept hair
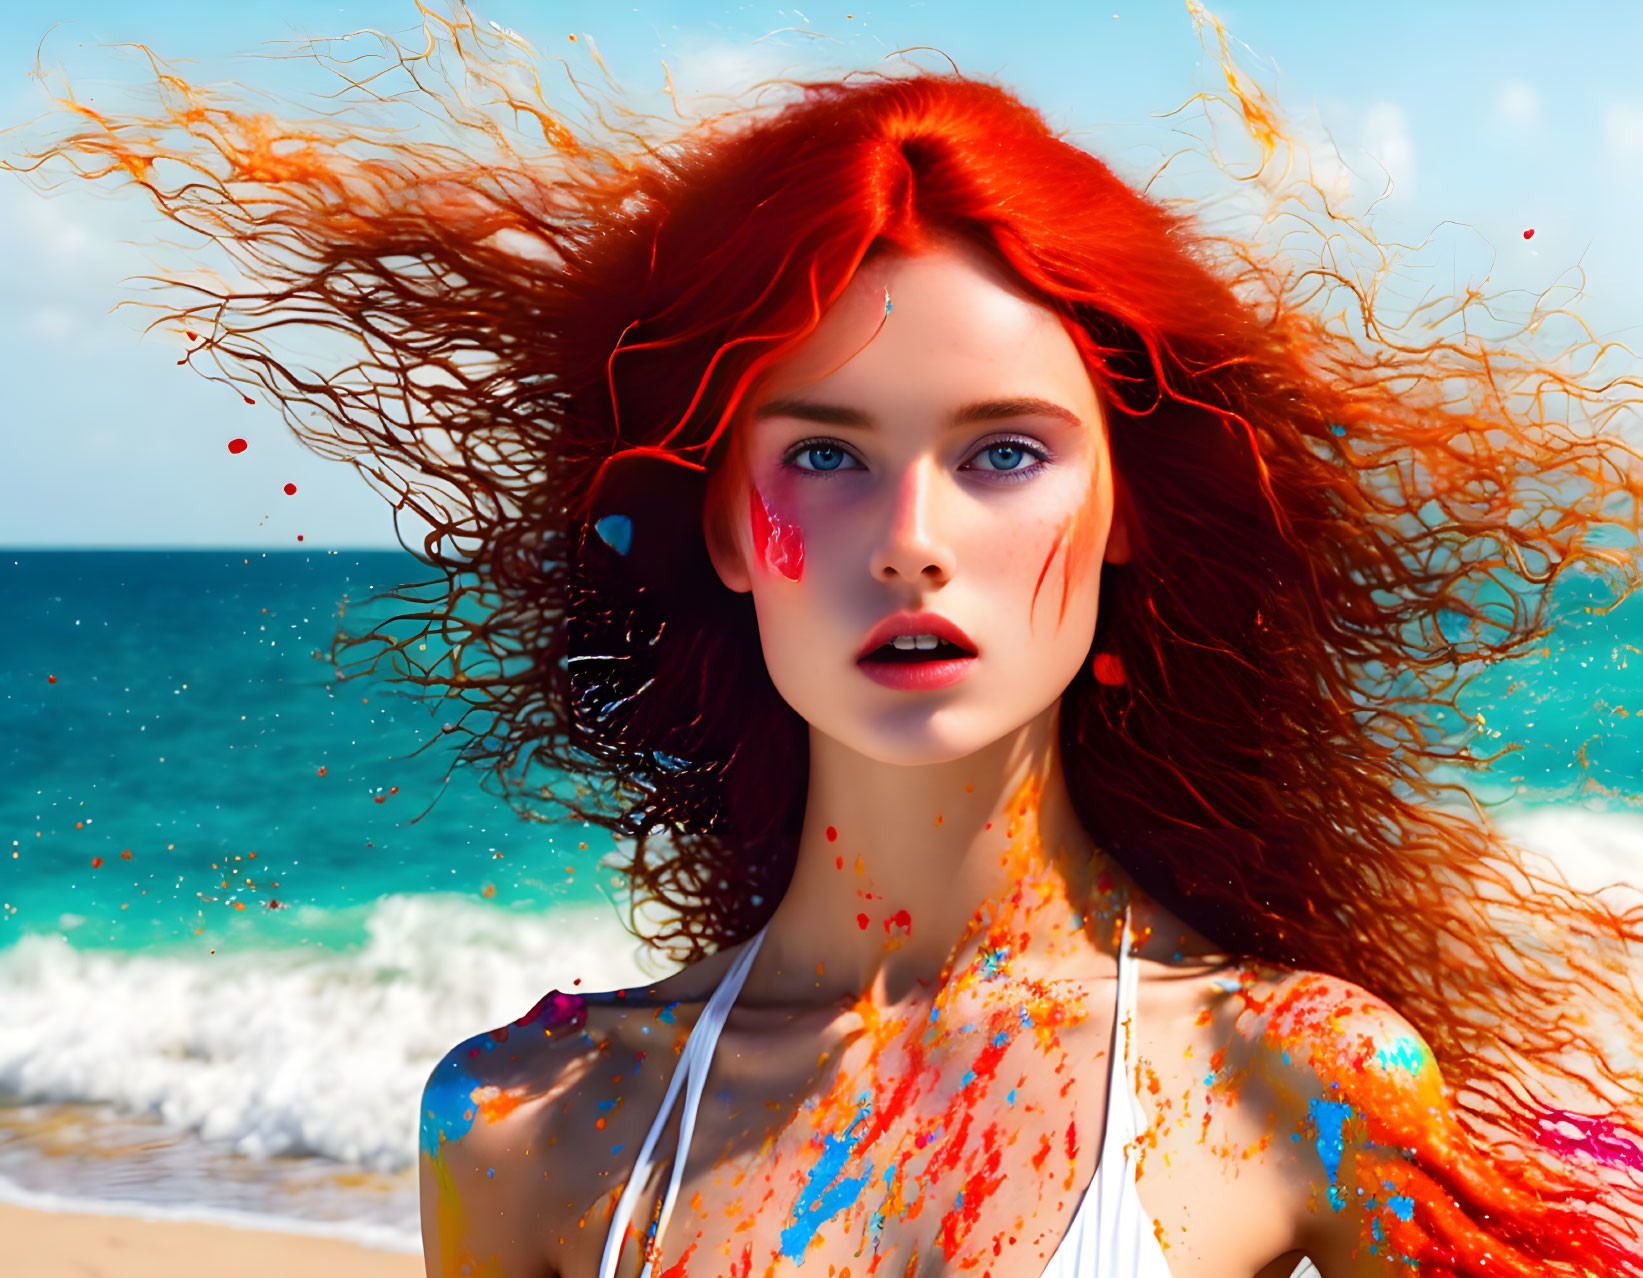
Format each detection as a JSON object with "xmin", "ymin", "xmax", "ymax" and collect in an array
[{"xmin": 12, "ymin": 5, "xmax": 1643, "ymax": 1270}]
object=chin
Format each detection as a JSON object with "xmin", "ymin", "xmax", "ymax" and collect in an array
[{"xmin": 815, "ymin": 702, "xmax": 1031, "ymax": 768}]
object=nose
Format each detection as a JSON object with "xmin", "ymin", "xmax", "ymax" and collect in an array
[{"xmin": 870, "ymin": 457, "xmax": 956, "ymax": 586}]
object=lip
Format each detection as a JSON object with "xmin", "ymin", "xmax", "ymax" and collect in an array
[
  {"xmin": 854, "ymin": 610, "xmax": 979, "ymax": 662},
  {"xmin": 857, "ymin": 655, "xmax": 976, "ymax": 692},
  {"xmin": 855, "ymin": 610, "xmax": 979, "ymax": 692}
]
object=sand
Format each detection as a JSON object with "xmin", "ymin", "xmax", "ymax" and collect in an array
[{"xmin": 0, "ymin": 1200, "xmax": 424, "ymax": 1278}]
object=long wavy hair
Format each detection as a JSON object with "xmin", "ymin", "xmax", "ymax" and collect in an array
[{"xmin": 13, "ymin": 5, "xmax": 1643, "ymax": 1271}]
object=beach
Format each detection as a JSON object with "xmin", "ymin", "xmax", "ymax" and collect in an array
[{"xmin": 2, "ymin": 1199, "xmax": 422, "ymax": 1278}]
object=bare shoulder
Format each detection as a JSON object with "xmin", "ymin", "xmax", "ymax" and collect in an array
[
  {"xmin": 418, "ymin": 989, "xmax": 600, "ymax": 1278},
  {"xmin": 1234, "ymin": 965, "xmax": 1449, "ymax": 1275},
  {"xmin": 417, "ymin": 952, "xmax": 733, "ymax": 1278},
  {"xmin": 1123, "ymin": 893, "xmax": 1447, "ymax": 1274}
]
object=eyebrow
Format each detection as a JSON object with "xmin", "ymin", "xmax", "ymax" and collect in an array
[{"xmin": 751, "ymin": 395, "xmax": 1083, "ymax": 430}]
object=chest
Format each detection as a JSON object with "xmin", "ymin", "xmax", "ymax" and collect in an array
[{"xmin": 552, "ymin": 974, "xmax": 1299, "ymax": 1278}]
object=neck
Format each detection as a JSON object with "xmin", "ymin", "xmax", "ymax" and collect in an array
[{"xmin": 749, "ymin": 701, "xmax": 1126, "ymax": 1009}]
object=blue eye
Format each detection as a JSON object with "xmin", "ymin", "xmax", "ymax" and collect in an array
[
  {"xmin": 785, "ymin": 441, "xmax": 860, "ymax": 473},
  {"xmin": 966, "ymin": 437, "xmax": 1049, "ymax": 478}
]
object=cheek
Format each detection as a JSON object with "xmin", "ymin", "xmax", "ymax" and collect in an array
[
  {"xmin": 750, "ymin": 486, "xmax": 805, "ymax": 583},
  {"xmin": 972, "ymin": 508, "xmax": 1069, "ymax": 600}
]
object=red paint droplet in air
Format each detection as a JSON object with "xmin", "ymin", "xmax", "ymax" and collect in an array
[
  {"xmin": 885, "ymin": 909, "xmax": 912, "ymax": 934},
  {"xmin": 856, "ymin": 912, "xmax": 870, "ymax": 930},
  {"xmin": 317, "ymin": 766, "xmax": 327, "ymax": 778},
  {"xmin": 835, "ymin": 855, "xmax": 844, "ymax": 870},
  {"xmin": 825, "ymin": 826, "xmax": 837, "ymax": 842},
  {"xmin": 1523, "ymin": 228, "xmax": 1535, "ymax": 240},
  {"xmin": 243, "ymin": 396, "xmax": 255, "ymax": 405},
  {"xmin": 121, "ymin": 849, "xmax": 132, "ymax": 861},
  {"xmin": 91, "ymin": 857, "xmax": 103, "ymax": 868},
  {"xmin": 1090, "ymin": 653, "xmax": 1127, "ymax": 686},
  {"xmin": 374, "ymin": 794, "xmax": 386, "ymax": 804},
  {"xmin": 47, "ymin": 675, "xmax": 57, "ymax": 684},
  {"xmin": 185, "ymin": 331, "xmax": 198, "ymax": 341},
  {"xmin": 228, "ymin": 438, "xmax": 248, "ymax": 454},
  {"xmin": 296, "ymin": 535, "xmax": 304, "ymax": 542},
  {"xmin": 389, "ymin": 786, "xmax": 399, "ymax": 795},
  {"xmin": 283, "ymin": 483, "xmax": 297, "ymax": 495}
]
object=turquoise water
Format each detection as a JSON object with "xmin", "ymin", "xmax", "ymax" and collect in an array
[{"xmin": 2, "ymin": 550, "xmax": 619, "ymax": 954}]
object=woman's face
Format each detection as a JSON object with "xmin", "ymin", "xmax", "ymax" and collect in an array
[{"xmin": 707, "ymin": 239, "xmax": 1128, "ymax": 766}]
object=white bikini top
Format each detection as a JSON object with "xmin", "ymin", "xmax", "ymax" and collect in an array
[{"xmin": 597, "ymin": 907, "xmax": 1177, "ymax": 1278}]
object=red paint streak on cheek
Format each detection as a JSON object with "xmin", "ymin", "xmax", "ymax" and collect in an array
[{"xmin": 750, "ymin": 487, "xmax": 804, "ymax": 582}]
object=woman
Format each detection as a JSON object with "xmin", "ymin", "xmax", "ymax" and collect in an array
[{"xmin": 21, "ymin": 10, "xmax": 1643, "ymax": 1276}]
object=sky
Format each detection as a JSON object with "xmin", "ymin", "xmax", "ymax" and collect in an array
[{"xmin": 2, "ymin": 0, "xmax": 1640, "ymax": 548}]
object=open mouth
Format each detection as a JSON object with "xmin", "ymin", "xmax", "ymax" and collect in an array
[{"xmin": 860, "ymin": 638, "xmax": 976, "ymax": 664}]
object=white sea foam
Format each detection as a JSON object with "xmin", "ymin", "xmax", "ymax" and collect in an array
[
  {"xmin": 1, "ymin": 806, "xmax": 1639, "ymax": 1188},
  {"xmin": 1494, "ymin": 804, "xmax": 1643, "ymax": 906},
  {"xmin": 0, "ymin": 895, "xmax": 656, "ymax": 1174}
]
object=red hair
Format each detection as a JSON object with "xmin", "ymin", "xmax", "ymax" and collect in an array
[{"xmin": 14, "ymin": 10, "xmax": 1643, "ymax": 1271}]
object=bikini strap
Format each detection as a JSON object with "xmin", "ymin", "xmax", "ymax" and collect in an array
[
  {"xmin": 1100, "ymin": 904, "xmax": 1143, "ymax": 1154},
  {"xmin": 598, "ymin": 924, "xmax": 770, "ymax": 1278}
]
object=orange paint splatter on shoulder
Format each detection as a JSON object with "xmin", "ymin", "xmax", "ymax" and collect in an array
[{"xmin": 470, "ymin": 1083, "xmax": 527, "ymax": 1125}]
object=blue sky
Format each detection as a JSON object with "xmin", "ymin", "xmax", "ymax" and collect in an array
[{"xmin": 3, "ymin": 1, "xmax": 1641, "ymax": 548}]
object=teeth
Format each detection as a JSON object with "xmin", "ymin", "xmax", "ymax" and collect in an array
[{"xmin": 891, "ymin": 634, "xmax": 941, "ymax": 651}]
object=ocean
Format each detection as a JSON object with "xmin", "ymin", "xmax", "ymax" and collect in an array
[{"xmin": 1, "ymin": 549, "xmax": 1639, "ymax": 1251}]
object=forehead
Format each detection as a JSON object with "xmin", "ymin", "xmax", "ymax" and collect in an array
[{"xmin": 750, "ymin": 241, "xmax": 1095, "ymax": 411}]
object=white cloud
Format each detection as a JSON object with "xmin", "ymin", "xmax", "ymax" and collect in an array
[
  {"xmin": 1496, "ymin": 80, "xmax": 1542, "ymax": 132},
  {"xmin": 1604, "ymin": 101, "xmax": 1643, "ymax": 163},
  {"xmin": 1362, "ymin": 100, "xmax": 1416, "ymax": 200},
  {"xmin": 662, "ymin": 36, "xmax": 814, "ymax": 103}
]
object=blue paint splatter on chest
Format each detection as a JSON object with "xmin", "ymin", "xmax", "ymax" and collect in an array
[{"xmin": 779, "ymin": 1092, "xmax": 876, "ymax": 1264}]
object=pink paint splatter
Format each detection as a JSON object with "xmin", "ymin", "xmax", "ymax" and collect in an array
[
  {"xmin": 514, "ymin": 989, "xmax": 589, "ymax": 1034},
  {"xmin": 750, "ymin": 488, "xmax": 804, "ymax": 582},
  {"xmin": 1536, "ymin": 1107, "xmax": 1643, "ymax": 1172}
]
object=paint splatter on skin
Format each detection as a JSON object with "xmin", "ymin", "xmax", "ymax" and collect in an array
[
  {"xmin": 779, "ymin": 1096, "xmax": 876, "ymax": 1262},
  {"xmin": 421, "ymin": 990, "xmax": 596, "ymax": 1278},
  {"xmin": 1216, "ymin": 969, "xmax": 1630, "ymax": 1276},
  {"xmin": 605, "ymin": 775, "xmax": 1135, "ymax": 1274},
  {"xmin": 750, "ymin": 487, "xmax": 804, "ymax": 581}
]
